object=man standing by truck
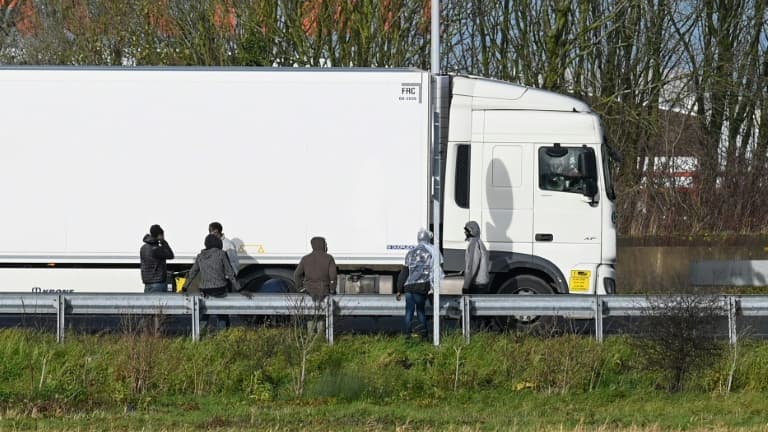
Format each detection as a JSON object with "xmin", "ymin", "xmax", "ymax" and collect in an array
[
  {"xmin": 463, "ymin": 221, "xmax": 490, "ymax": 293},
  {"xmin": 208, "ymin": 222, "xmax": 239, "ymax": 276},
  {"xmin": 140, "ymin": 224, "xmax": 175, "ymax": 293},
  {"xmin": 396, "ymin": 229, "xmax": 442, "ymax": 341},
  {"xmin": 294, "ymin": 237, "xmax": 337, "ymax": 335},
  {"xmin": 294, "ymin": 237, "xmax": 337, "ymax": 302}
]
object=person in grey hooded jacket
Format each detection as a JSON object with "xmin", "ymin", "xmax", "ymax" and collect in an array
[
  {"xmin": 396, "ymin": 229, "xmax": 443, "ymax": 340},
  {"xmin": 183, "ymin": 234, "xmax": 244, "ymax": 333},
  {"xmin": 463, "ymin": 221, "xmax": 490, "ymax": 292}
]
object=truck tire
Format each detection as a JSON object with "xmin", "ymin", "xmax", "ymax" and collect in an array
[
  {"xmin": 493, "ymin": 274, "xmax": 559, "ymax": 334},
  {"xmin": 237, "ymin": 268, "xmax": 296, "ymax": 327},
  {"xmin": 238, "ymin": 268, "xmax": 296, "ymax": 294}
]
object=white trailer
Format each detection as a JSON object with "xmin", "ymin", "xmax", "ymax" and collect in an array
[{"xmin": 0, "ymin": 67, "xmax": 616, "ymax": 297}]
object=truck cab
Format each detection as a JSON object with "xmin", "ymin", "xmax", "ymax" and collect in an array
[{"xmin": 441, "ymin": 76, "xmax": 617, "ymax": 296}]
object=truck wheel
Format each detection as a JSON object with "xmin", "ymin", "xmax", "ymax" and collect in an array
[
  {"xmin": 238, "ymin": 268, "xmax": 296, "ymax": 294},
  {"xmin": 237, "ymin": 268, "xmax": 296, "ymax": 327},
  {"xmin": 493, "ymin": 274, "xmax": 557, "ymax": 333}
]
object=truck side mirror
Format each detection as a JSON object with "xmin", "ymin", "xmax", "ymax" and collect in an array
[
  {"xmin": 578, "ymin": 148, "xmax": 598, "ymax": 180},
  {"xmin": 584, "ymin": 178, "xmax": 597, "ymax": 198}
]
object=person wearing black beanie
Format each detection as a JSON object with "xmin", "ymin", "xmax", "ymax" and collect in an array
[
  {"xmin": 149, "ymin": 224, "xmax": 164, "ymax": 238},
  {"xmin": 204, "ymin": 234, "xmax": 223, "ymax": 251}
]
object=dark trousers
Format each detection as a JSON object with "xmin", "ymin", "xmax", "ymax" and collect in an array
[
  {"xmin": 404, "ymin": 291, "xmax": 428, "ymax": 337},
  {"xmin": 201, "ymin": 286, "xmax": 230, "ymax": 332}
]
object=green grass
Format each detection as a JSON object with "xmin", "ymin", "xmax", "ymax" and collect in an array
[
  {"xmin": 1, "ymin": 328, "xmax": 768, "ymax": 430},
  {"xmin": 3, "ymin": 392, "xmax": 768, "ymax": 431}
]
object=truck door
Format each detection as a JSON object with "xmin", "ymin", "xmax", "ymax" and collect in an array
[
  {"xmin": 533, "ymin": 144, "xmax": 602, "ymax": 293},
  {"xmin": 480, "ymin": 143, "xmax": 534, "ymax": 254}
]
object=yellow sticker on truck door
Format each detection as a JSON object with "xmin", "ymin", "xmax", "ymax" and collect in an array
[{"xmin": 569, "ymin": 270, "xmax": 592, "ymax": 292}]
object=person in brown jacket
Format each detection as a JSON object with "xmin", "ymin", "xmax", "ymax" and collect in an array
[
  {"xmin": 294, "ymin": 237, "xmax": 337, "ymax": 336},
  {"xmin": 294, "ymin": 237, "xmax": 337, "ymax": 302}
]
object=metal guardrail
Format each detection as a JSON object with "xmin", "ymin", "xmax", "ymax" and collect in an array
[
  {"xmin": 737, "ymin": 296, "xmax": 768, "ymax": 316},
  {"xmin": 0, "ymin": 293, "xmax": 64, "ymax": 341},
  {"xmin": 467, "ymin": 294, "xmax": 595, "ymax": 317},
  {"xmin": 0, "ymin": 293, "xmax": 764, "ymax": 345}
]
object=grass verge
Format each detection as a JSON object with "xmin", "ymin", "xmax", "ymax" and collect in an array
[{"xmin": 0, "ymin": 328, "xmax": 767, "ymax": 430}]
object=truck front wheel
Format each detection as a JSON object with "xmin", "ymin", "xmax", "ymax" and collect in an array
[{"xmin": 493, "ymin": 274, "xmax": 556, "ymax": 332}]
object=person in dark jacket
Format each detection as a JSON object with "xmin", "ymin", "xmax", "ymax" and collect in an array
[
  {"xmin": 294, "ymin": 237, "xmax": 337, "ymax": 335},
  {"xmin": 140, "ymin": 224, "xmax": 175, "ymax": 293},
  {"xmin": 396, "ymin": 229, "xmax": 442, "ymax": 341},
  {"xmin": 294, "ymin": 237, "xmax": 337, "ymax": 302},
  {"xmin": 463, "ymin": 221, "xmax": 490, "ymax": 293},
  {"xmin": 183, "ymin": 234, "xmax": 244, "ymax": 333}
]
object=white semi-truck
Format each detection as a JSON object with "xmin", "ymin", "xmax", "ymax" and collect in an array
[{"xmin": 0, "ymin": 67, "xmax": 616, "ymax": 297}]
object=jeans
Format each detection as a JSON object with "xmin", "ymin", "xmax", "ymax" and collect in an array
[
  {"xmin": 404, "ymin": 291, "xmax": 428, "ymax": 337},
  {"xmin": 205, "ymin": 314, "xmax": 220, "ymax": 332},
  {"xmin": 201, "ymin": 286, "xmax": 230, "ymax": 333},
  {"xmin": 144, "ymin": 282, "xmax": 167, "ymax": 293},
  {"xmin": 141, "ymin": 282, "xmax": 167, "ymax": 334},
  {"xmin": 204, "ymin": 314, "xmax": 231, "ymax": 332}
]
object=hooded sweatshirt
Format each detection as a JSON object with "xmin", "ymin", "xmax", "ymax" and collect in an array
[
  {"xmin": 399, "ymin": 230, "xmax": 444, "ymax": 293},
  {"xmin": 463, "ymin": 221, "xmax": 490, "ymax": 290},
  {"xmin": 183, "ymin": 235, "xmax": 240, "ymax": 291},
  {"xmin": 294, "ymin": 237, "xmax": 337, "ymax": 301},
  {"xmin": 140, "ymin": 234, "xmax": 175, "ymax": 284}
]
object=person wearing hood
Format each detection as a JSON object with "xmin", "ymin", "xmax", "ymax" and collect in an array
[
  {"xmin": 463, "ymin": 221, "xmax": 490, "ymax": 293},
  {"xmin": 294, "ymin": 237, "xmax": 337, "ymax": 302},
  {"xmin": 396, "ymin": 229, "xmax": 443, "ymax": 341},
  {"xmin": 140, "ymin": 224, "xmax": 175, "ymax": 293},
  {"xmin": 294, "ymin": 237, "xmax": 337, "ymax": 336},
  {"xmin": 183, "ymin": 234, "xmax": 244, "ymax": 334}
]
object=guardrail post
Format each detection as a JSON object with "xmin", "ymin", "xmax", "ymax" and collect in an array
[
  {"xmin": 56, "ymin": 294, "xmax": 66, "ymax": 343},
  {"xmin": 594, "ymin": 296, "xmax": 604, "ymax": 343},
  {"xmin": 325, "ymin": 296, "xmax": 335, "ymax": 345},
  {"xmin": 191, "ymin": 295, "xmax": 200, "ymax": 342},
  {"xmin": 728, "ymin": 296, "xmax": 737, "ymax": 346},
  {"xmin": 461, "ymin": 296, "xmax": 471, "ymax": 344}
]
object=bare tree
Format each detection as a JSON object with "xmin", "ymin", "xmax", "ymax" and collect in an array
[{"xmin": 286, "ymin": 293, "xmax": 326, "ymax": 397}]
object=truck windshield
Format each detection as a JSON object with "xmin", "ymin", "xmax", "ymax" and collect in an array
[{"xmin": 602, "ymin": 144, "xmax": 616, "ymax": 201}]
